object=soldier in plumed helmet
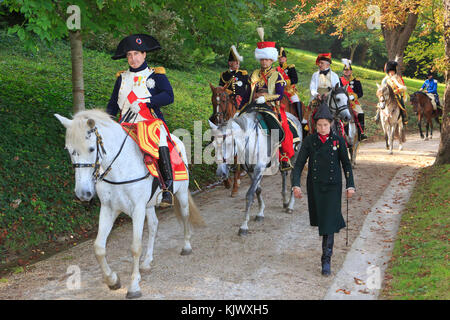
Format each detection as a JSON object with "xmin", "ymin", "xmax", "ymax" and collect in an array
[
  {"xmin": 106, "ymin": 34, "xmax": 175, "ymax": 207},
  {"xmin": 219, "ymin": 45, "xmax": 249, "ymax": 109}
]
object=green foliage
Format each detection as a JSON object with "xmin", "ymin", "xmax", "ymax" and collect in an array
[{"xmin": 381, "ymin": 165, "xmax": 450, "ymax": 300}]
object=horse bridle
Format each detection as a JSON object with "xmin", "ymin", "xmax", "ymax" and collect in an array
[
  {"xmin": 212, "ymin": 87, "xmax": 237, "ymax": 125},
  {"xmin": 329, "ymin": 88, "xmax": 350, "ymax": 118},
  {"xmin": 71, "ymin": 116, "xmax": 150, "ymax": 185}
]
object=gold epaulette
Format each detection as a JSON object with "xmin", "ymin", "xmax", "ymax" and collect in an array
[
  {"xmin": 115, "ymin": 70, "xmax": 126, "ymax": 78},
  {"xmin": 288, "ymin": 64, "xmax": 295, "ymax": 68},
  {"xmin": 154, "ymin": 67, "xmax": 166, "ymax": 74},
  {"xmin": 240, "ymin": 70, "xmax": 248, "ymax": 76}
]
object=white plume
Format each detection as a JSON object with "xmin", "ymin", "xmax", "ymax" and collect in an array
[
  {"xmin": 341, "ymin": 58, "xmax": 351, "ymax": 69},
  {"xmin": 257, "ymin": 27, "xmax": 264, "ymax": 42},
  {"xmin": 230, "ymin": 45, "xmax": 243, "ymax": 62}
]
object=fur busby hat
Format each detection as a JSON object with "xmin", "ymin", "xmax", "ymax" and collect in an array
[
  {"xmin": 313, "ymin": 100, "xmax": 333, "ymax": 121},
  {"xmin": 384, "ymin": 60, "xmax": 398, "ymax": 74},
  {"xmin": 342, "ymin": 58, "xmax": 352, "ymax": 71},
  {"xmin": 278, "ymin": 47, "xmax": 287, "ymax": 58},
  {"xmin": 228, "ymin": 45, "xmax": 243, "ymax": 62},
  {"xmin": 112, "ymin": 34, "xmax": 161, "ymax": 60},
  {"xmin": 254, "ymin": 27, "xmax": 278, "ymax": 62},
  {"xmin": 316, "ymin": 53, "xmax": 332, "ymax": 66}
]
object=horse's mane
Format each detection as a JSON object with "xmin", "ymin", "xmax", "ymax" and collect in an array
[{"xmin": 66, "ymin": 109, "xmax": 117, "ymax": 152}]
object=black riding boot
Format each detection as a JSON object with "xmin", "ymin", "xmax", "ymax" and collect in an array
[
  {"xmin": 294, "ymin": 101, "xmax": 303, "ymax": 121},
  {"xmin": 158, "ymin": 146, "xmax": 174, "ymax": 208},
  {"xmin": 357, "ymin": 113, "xmax": 368, "ymax": 141},
  {"xmin": 321, "ymin": 234, "xmax": 334, "ymax": 276},
  {"xmin": 400, "ymin": 109, "xmax": 408, "ymax": 125}
]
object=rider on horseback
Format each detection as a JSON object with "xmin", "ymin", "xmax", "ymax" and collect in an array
[
  {"xmin": 277, "ymin": 47, "xmax": 304, "ymax": 123},
  {"xmin": 241, "ymin": 27, "xmax": 295, "ymax": 170},
  {"xmin": 106, "ymin": 34, "xmax": 175, "ymax": 207},
  {"xmin": 376, "ymin": 60, "xmax": 408, "ymax": 125},
  {"xmin": 219, "ymin": 45, "xmax": 249, "ymax": 109},
  {"xmin": 339, "ymin": 59, "xmax": 368, "ymax": 141},
  {"xmin": 420, "ymin": 71, "xmax": 441, "ymax": 110}
]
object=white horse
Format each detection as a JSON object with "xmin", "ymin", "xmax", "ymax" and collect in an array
[
  {"xmin": 209, "ymin": 110, "xmax": 302, "ymax": 235},
  {"xmin": 376, "ymin": 83, "xmax": 406, "ymax": 154},
  {"xmin": 55, "ymin": 109, "xmax": 204, "ymax": 299}
]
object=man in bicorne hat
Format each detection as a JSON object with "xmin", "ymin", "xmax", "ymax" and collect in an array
[
  {"xmin": 219, "ymin": 45, "xmax": 249, "ymax": 109},
  {"xmin": 106, "ymin": 34, "xmax": 175, "ymax": 207},
  {"xmin": 277, "ymin": 47, "xmax": 304, "ymax": 123},
  {"xmin": 339, "ymin": 59, "xmax": 368, "ymax": 141},
  {"xmin": 242, "ymin": 27, "xmax": 295, "ymax": 170},
  {"xmin": 376, "ymin": 60, "xmax": 408, "ymax": 125}
]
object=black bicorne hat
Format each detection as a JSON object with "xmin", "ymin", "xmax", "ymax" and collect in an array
[
  {"xmin": 278, "ymin": 47, "xmax": 287, "ymax": 58},
  {"xmin": 112, "ymin": 34, "xmax": 161, "ymax": 60},
  {"xmin": 385, "ymin": 60, "xmax": 398, "ymax": 74},
  {"xmin": 313, "ymin": 100, "xmax": 333, "ymax": 121},
  {"xmin": 427, "ymin": 70, "xmax": 433, "ymax": 77}
]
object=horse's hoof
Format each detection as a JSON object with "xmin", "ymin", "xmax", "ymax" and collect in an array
[
  {"xmin": 126, "ymin": 291, "xmax": 142, "ymax": 299},
  {"xmin": 254, "ymin": 216, "xmax": 264, "ymax": 222},
  {"xmin": 238, "ymin": 228, "xmax": 248, "ymax": 236},
  {"xmin": 286, "ymin": 208, "xmax": 293, "ymax": 214},
  {"xmin": 231, "ymin": 191, "xmax": 238, "ymax": 197},
  {"xmin": 107, "ymin": 276, "xmax": 121, "ymax": 291},
  {"xmin": 424, "ymin": 137, "xmax": 429, "ymax": 141},
  {"xmin": 180, "ymin": 248, "xmax": 192, "ymax": 256},
  {"xmin": 223, "ymin": 179, "xmax": 231, "ymax": 189},
  {"xmin": 283, "ymin": 203, "xmax": 288, "ymax": 209}
]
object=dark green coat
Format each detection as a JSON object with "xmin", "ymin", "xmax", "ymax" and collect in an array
[{"xmin": 292, "ymin": 133, "xmax": 355, "ymax": 236}]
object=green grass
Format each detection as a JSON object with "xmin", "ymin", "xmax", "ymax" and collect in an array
[{"xmin": 381, "ymin": 165, "xmax": 450, "ymax": 300}]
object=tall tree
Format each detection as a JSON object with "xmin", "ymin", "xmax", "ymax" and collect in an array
[
  {"xmin": 285, "ymin": 0, "xmax": 438, "ymax": 75},
  {"xmin": 435, "ymin": 0, "xmax": 450, "ymax": 164}
]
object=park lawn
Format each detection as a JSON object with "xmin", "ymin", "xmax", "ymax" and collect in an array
[{"xmin": 381, "ymin": 164, "xmax": 450, "ymax": 300}]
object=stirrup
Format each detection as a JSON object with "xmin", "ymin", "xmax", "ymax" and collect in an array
[
  {"xmin": 280, "ymin": 155, "xmax": 293, "ymax": 171},
  {"xmin": 158, "ymin": 189, "xmax": 174, "ymax": 208}
]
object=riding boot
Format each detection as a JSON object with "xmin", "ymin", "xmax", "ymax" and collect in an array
[
  {"xmin": 321, "ymin": 234, "xmax": 334, "ymax": 276},
  {"xmin": 294, "ymin": 101, "xmax": 303, "ymax": 121},
  {"xmin": 400, "ymin": 109, "xmax": 408, "ymax": 125},
  {"xmin": 357, "ymin": 113, "xmax": 368, "ymax": 141},
  {"xmin": 158, "ymin": 146, "xmax": 174, "ymax": 208}
]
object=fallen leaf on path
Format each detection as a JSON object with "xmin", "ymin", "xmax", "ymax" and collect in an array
[
  {"xmin": 336, "ymin": 289, "xmax": 351, "ymax": 295},
  {"xmin": 358, "ymin": 289, "xmax": 370, "ymax": 294},
  {"xmin": 354, "ymin": 277, "xmax": 365, "ymax": 285}
]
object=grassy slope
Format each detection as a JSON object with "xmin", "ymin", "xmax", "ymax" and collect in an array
[
  {"xmin": 381, "ymin": 165, "xmax": 450, "ymax": 300},
  {"xmin": 0, "ymin": 32, "xmax": 445, "ymax": 272}
]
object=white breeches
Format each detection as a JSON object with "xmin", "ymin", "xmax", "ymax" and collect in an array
[{"xmin": 159, "ymin": 124, "xmax": 168, "ymax": 147}]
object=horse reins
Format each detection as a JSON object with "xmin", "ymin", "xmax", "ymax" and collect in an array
[{"xmin": 72, "ymin": 112, "xmax": 151, "ymax": 185}]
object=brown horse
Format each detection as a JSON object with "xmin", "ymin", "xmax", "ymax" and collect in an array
[
  {"xmin": 209, "ymin": 83, "xmax": 241, "ymax": 197},
  {"xmin": 410, "ymin": 91, "xmax": 442, "ymax": 140}
]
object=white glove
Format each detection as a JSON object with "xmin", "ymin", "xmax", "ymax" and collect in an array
[
  {"xmin": 130, "ymin": 101, "xmax": 141, "ymax": 114},
  {"xmin": 255, "ymin": 96, "xmax": 266, "ymax": 104},
  {"xmin": 349, "ymin": 95, "xmax": 355, "ymax": 101}
]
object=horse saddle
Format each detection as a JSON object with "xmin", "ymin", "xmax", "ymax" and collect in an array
[{"xmin": 238, "ymin": 102, "xmax": 299, "ymax": 144}]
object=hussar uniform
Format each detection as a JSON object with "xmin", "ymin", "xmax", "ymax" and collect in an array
[
  {"xmin": 339, "ymin": 59, "xmax": 367, "ymax": 141},
  {"xmin": 106, "ymin": 34, "xmax": 177, "ymax": 207},
  {"xmin": 277, "ymin": 47, "xmax": 304, "ymax": 122},
  {"xmin": 379, "ymin": 60, "xmax": 408, "ymax": 125},
  {"xmin": 219, "ymin": 45, "xmax": 249, "ymax": 109},
  {"xmin": 420, "ymin": 72, "xmax": 440, "ymax": 110}
]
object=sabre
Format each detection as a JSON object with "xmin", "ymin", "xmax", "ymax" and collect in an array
[{"xmin": 346, "ymin": 171, "xmax": 349, "ymax": 247}]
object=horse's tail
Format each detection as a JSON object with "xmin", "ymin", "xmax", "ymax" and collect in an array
[{"xmin": 173, "ymin": 192, "xmax": 205, "ymax": 227}]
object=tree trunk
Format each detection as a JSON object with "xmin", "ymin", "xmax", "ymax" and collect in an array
[
  {"xmin": 358, "ymin": 42, "xmax": 369, "ymax": 66},
  {"xmin": 69, "ymin": 30, "xmax": 85, "ymax": 113},
  {"xmin": 381, "ymin": 12, "xmax": 419, "ymax": 76},
  {"xmin": 435, "ymin": 0, "xmax": 450, "ymax": 165},
  {"xmin": 350, "ymin": 45, "xmax": 357, "ymax": 63}
]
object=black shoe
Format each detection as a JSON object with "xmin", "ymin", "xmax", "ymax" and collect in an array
[
  {"xmin": 158, "ymin": 146, "xmax": 174, "ymax": 208},
  {"xmin": 360, "ymin": 133, "xmax": 368, "ymax": 141},
  {"xmin": 321, "ymin": 234, "xmax": 334, "ymax": 276},
  {"xmin": 357, "ymin": 113, "xmax": 368, "ymax": 141}
]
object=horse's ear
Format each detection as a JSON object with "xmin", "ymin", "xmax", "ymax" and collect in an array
[
  {"xmin": 54, "ymin": 114, "xmax": 72, "ymax": 129},
  {"xmin": 209, "ymin": 82, "xmax": 215, "ymax": 92},
  {"xmin": 208, "ymin": 119, "xmax": 218, "ymax": 130},
  {"xmin": 87, "ymin": 119, "xmax": 95, "ymax": 129},
  {"xmin": 335, "ymin": 83, "xmax": 340, "ymax": 90},
  {"xmin": 376, "ymin": 83, "xmax": 380, "ymax": 89}
]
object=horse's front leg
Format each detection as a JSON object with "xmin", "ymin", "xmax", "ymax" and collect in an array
[
  {"xmin": 126, "ymin": 206, "xmax": 146, "ymax": 299},
  {"xmin": 140, "ymin": 206, "xmax": 158, "ymax": 271},
  {"xmin": 425, "ymin": 122, "xmax": 429, "ymax": 140},
  {"xmin": 176, "ymin": 189, "xmax": 193, "ymax": 256},
  {"xmin": 389, "ymin": 125, "xmax": 395, "ymax": 155},
  {"xmin": 418, "ymin": 116, "xmax": 424, "ymax": 139},
  {"xmin": 94, "ymin": 205, "xmax": 121, "ymax": 290},
  {"xmin": 254, "ymin": 185, "xmax": 265, "ymax": 221},
  {"xmin": 239, "ymin": 169, "xmax": 262, "ymax": 236},
  {"xmin": 281, "ymin": 170, "xmax": 289, "ymax": 208},
  {"xmin": 231, "ymin": 160, "xmax": 240, "ymax": 197}
]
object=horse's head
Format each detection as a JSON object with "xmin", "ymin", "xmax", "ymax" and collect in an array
[
  {"xmin": 55, "ymin": 111, "xmax": 109, "ymax": 201},
  {"xmin": 329, "ymin": 83, "xmax": 351, "ymax": 122},
  {"xmin": 210, "ymin": 82, "xmax": 234, "ymax": 125},
  {"xmin": 209, "ymin": 118, "xmax": 241, "ymax": 179},
  {"xmin": 376, "ymin": 83, "xmax": 394, "ymax": 110}
]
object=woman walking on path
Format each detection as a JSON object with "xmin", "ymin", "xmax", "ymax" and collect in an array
[{"xmin": 291, "ymin": 101, "xmax": 356, "ymax": 276}]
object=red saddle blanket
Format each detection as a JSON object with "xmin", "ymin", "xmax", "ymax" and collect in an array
[{"xmin": 121, "ymin": 121, "xmax": 188, "ymax": 181}]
